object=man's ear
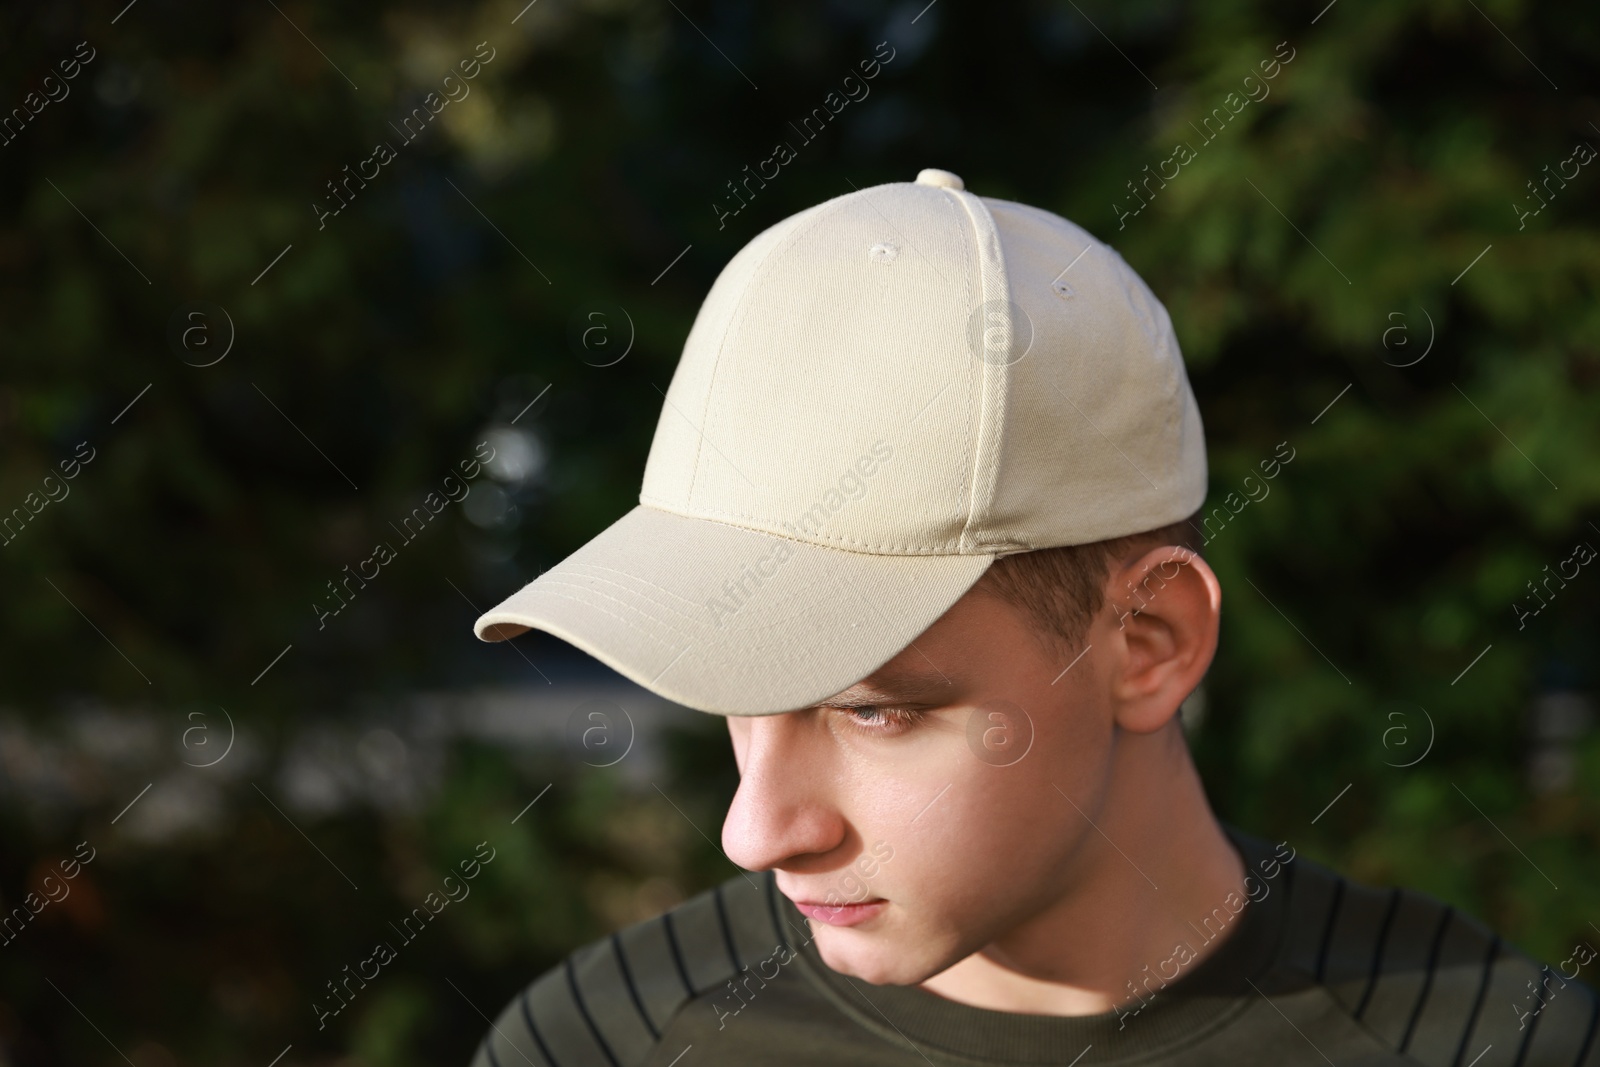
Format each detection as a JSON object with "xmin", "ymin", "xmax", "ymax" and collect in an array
[{"xmin": 1102, "ymin": 544, "xmax": 1220, "ymax": 734}]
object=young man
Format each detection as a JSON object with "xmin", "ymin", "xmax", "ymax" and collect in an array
[{"xmin": 466, "ymin": 169, "xmax": 1598, "ymax": 1066}]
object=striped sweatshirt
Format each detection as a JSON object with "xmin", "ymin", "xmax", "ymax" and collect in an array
[{"xmin": 468, "ymin": 826, "xmax": 1599, "ymax": 1066}]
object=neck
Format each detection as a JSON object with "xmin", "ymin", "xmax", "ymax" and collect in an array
[{"xmin": 918, "ymin": 721, "xmax": 1246, "ymax": 1015}]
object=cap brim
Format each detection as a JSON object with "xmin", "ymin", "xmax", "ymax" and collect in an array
[{"xmin": 473, "ymin": 505, "xmax": 995, "ymax": 716}]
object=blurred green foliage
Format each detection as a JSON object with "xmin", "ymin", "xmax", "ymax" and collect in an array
[{"xmin": 2, "ymin": 0, "xmax": 1598, "ymax": 1063}]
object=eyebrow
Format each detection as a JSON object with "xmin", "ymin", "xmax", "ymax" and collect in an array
[{"xmin": 811, "ymin": 667, "xmax": 956, "ymax": 710}]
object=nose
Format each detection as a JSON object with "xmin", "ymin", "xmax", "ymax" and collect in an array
[{"xmin": 721, "ymin": 713, "xmax": 846, "ymax": 873}]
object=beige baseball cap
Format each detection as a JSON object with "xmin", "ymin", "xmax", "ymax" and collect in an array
[{"xmin": 473, "ymin": 168, "xmax": 1206, "ymax": 715}]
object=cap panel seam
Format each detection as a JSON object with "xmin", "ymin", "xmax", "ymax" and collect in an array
[
  {"xmin": 929, "ymin": 188, "xmax": 980, "ymax": 548},
  {"xmin": 792, "ymin": 181, "xmax": 978, "ymax": 542},
  {"xmin": 957, "ymin": 192, "xmax": 980, "ymax": 549},
  {"xmin": 947, "ymin": 187, "xmax": 1010, "ymax": 553},
  {"xmin": 995, "ymin": 199, "xmax": 1195, "ymax": 505}
]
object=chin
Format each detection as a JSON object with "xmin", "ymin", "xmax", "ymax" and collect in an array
[{"xmin": 811, "ymin": 926, "xmax": 942, "ymax": 986}]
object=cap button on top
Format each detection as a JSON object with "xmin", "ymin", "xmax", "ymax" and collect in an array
[{"xmin": 915, "ymin": 168, "xmax": 964, "ymax": 191}]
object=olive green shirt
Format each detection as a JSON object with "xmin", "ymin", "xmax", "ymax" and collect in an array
[{"xmin": 468, "ymin": 827, "xmax": 1599, "ymax": 1066}]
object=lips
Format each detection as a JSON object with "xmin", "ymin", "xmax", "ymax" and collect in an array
[{"xmin": 790, "ymin": 899, "xmax": 888, "ymax": 927}]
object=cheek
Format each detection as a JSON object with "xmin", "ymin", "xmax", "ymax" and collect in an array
[
  {"xmin": 914, "ymin": 710, "xmax": 1113, "ymax": 897},
  {"xmin": 828, "ymin": 695, "xmax": 1115, "ymax": 906},
  {"xmin": 900, "ymin": 757, "xmax": 1078, "ymax": 892}
]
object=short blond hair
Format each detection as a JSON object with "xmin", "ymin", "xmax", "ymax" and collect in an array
[{"xmin": 973, "ymin": 512, "xmax": 1204, "ymax": 655}]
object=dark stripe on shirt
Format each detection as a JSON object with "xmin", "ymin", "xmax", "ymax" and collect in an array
[
  {"xmin": 1511, "ymin": 967, "xmax": 1552, "ymax": 1067},
  {"xmin": 660, "ymin": 910, "xmax": 699, "ymax": 997},
  {"xmin": 1450, "ymin": 934, "xmax": 1500, "ymax": 1067},
  {"xmin": 610, "ymin": 932, "xmax": 661, "ymax": 1040},
  {"xmin": 1315, "ymin": 877, "xmax": 1347, "ymax": 982},
  {"xmin": 518, "ymin": 986, "xmax": 562, "ymax": 1067},
  {"xmin": 483, "ymin": 1037, "xmax": 503, "ymax": 1067},
  {"xmin": 1355, "ymin": 888, "xmax": 1403, "ymax": 1018},
  {"xmin": 564, "ymin": 957, "xmax": 621, "ymax": 1067},
  {"xmin": 1400, "ymin": 905, "xmax": 1455, "ymax": 1053},
  {"xmin": 713, "ymin": 883, "xmax": 744, "ymax": 972}
]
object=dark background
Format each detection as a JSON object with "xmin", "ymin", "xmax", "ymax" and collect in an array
[{"xmin": 3, "ymin": 0, "xmax": 1599, "ymax": 1063}]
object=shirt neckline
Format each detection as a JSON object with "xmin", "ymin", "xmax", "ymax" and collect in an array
[{"xmin": 774, "ymin": 824, "xmax": 1293, "ymax": 1065}]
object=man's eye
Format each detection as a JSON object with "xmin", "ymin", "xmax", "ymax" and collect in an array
[{"xmin": 837, "ymin": 706, "xmax": 924, "ymax": 735}]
